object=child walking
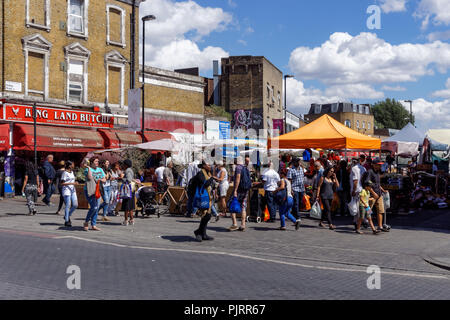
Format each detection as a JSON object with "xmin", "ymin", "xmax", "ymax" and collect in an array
[{"xmin": 356, "ymin": 181, "xmax": 381, "ymax": 235}]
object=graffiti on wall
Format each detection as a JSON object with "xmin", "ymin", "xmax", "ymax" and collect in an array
[{"xmin": 232, "ymin": 109, "xmax": 264, "ymax": 133}]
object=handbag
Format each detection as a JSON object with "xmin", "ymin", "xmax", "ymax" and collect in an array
[
  {"xmin": 302, "ymin": 194, "xmax": 311, "ymax": 211},
  {"xmin": 193, "ymin": 182, "xmax": 210, "ymax": 210},
  {"xmin": 119, "ymin": 182, "xmax": 132, "ymax": 199},
  {"xmin": 229, "ymin": 196, "xmax": 241, "ymax": 214},
  {"xmin": 95, "ymin": 181, "xmax": 101, "ymax": 199},
  {"xmin": 310, "ymin": 201, "xmax": 322, "ymax": 219},
  {"xmin": 382, "ymin": 191, "xmax": 390, "ymax": 210},
  {"xmin": 86, "ymin": 168, "xmax": 97, "ymax": 197}
]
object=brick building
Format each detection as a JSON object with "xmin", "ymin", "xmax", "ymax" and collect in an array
[
  {"xmin": 304, "ymin": 102, "xmax": 375, "ymax": 136},
  {"xmin": 220, "ymin": 56, "xmax": 283, "ymax": 137}
]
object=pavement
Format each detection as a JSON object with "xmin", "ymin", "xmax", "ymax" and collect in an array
[{"xmin": 0, "ymin": 194, "xmax": 449, "ymax": 273}]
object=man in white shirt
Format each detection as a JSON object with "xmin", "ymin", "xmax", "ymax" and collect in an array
[
  {"xmin": 261, "ymin": 161, "xmax": 280, "ymax": 222},
  {"xmin": 155, "ymin": 162, "xmax": 166, "ymax": 192},
  {"xmin": 350, "ymin": 154, "xmax": 367, "ymax": 227}
]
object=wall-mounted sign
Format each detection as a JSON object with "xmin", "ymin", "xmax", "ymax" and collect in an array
[
  {"xmin": 2, "ymin": 104, "xmax": 114, "ymax": 128},
  {"xmin": 5, "ymin": 81, "xmax": 22, "ymax": 92}
]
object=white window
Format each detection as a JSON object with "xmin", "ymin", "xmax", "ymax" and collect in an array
[
  {"xmin": 106, "ymin": 4, "xmax": 126, "ymax": 48},
  {"xmin": 68, "ymin": 0, "xmax": 89, "ymax": 38},
  {"xmin": 26, "ymin": 0, "xmax": 51, "ymax": 31},
  {"xmin": 356, "ymin": 120, "xmax": 360, "ymax": 128},
  {"xmin": 331, "ymin": 103, "xmax": 338, "ymax": 113},
  {"xmin": 64, "ymin": 42, "xmax": 91, "ymax": 104},
  {"xmin": 345, "ymin": 120, "xmax": 351, "ymax": 128},
  {"xmin": 368, "ymin": 122, "xmax": 371, "ymax": 130},
  {"xmin": 277, "ymin": 92, "xmax": 281, "ymax": 107},
  {"xmin": 362, "ymin": 121, "xmax": 365, "ymax": 129},
  {"xmin": 267, "ymin": 83, "xmax": 270, "ymax": 99},
  {"xmin": 359, "ymin": 105, "xmax": 364, "ymax": 113},
  {"xmin": 365, "ymin": 106, "xmax": 370, "ymax": 115},
  {"xmin": 353, "ymin": 104, "xmax": 357, "ymax": 112},
  {"xmin": 314, "ymin": 104, "xmax": 321, "ymax": 114},
  {"xmin": 22, "ymin": 34, "xmax": 52, "ymax": 100}
]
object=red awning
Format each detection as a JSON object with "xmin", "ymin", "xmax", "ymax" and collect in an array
[
  {"xmin": 98, "ymin": 129, "xmax": 142, "ymax": 149},
  {"xmin": 0, "ymin": 124, "xmax": 10, "ymax": 151},
  {"xmin": 13, "ymin": 123, "xmax": 105, "ymax": 152},
  {"xmin": 143, "ymin": 130, "xmax": 173, "ymax": 143}
]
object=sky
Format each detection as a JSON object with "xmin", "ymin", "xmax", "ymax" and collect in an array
[{"xmin": 139, "ymin": 0, "xmax": 450, "ymax": 132}]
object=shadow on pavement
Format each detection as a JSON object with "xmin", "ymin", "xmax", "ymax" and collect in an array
[
  {"xmin": 160, "ymin": 235, "xmax": 197, "ymax": 243},
  {"xmin": 207, "ymin": 226, "xmax": 232, "ymax": 233},
  {"xmin": 58, "ymin": 226, "xmax": 87, "ymax": 232}
]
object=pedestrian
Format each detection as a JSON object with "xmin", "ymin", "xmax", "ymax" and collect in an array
[
  {"xmin": 229, "ymin": 156, "xmax": 251, "ymax": 232},
  {"xmin": 312, "ymin": 161, "xmax": 324, "ymax": 202},
  {"xmin": 99, "ymin": 160, "xmax": 112, "ymax": 222},
  {"xmin": 213, "ymin": 160, "xmax": 229, "ymax": 218},
  {"xmin": 155, "ymin": 161, "xmax": 166, "ymax": 193},
  {"xmin": 22, "ymin": 160, "xmax": 40, "ymax": 216},
  {"xmin": 164, "ymin": 161, "xmax": 175, "ymax": 187},
  {"xmin": 60, "ymin": 161, "xmax": 78, "ymax": 227},
  {"xmin": 109, "ymin": 162, "xmax": 124, "ymax": 216},
  {"xmin": 350, "ymin": 154, "xmax": 367, "ymax": 230},
  {"xmin": 278, "ymin": 155, "xmax": 288, "ymax": 176},
  {"xmin": 336, "ymin": 160, "xmax": 351, "ymax": 217},
  {"xmin": 42, "ymin": 154, "xmax": 56, "ymax": 206},
  {"xmin": 356, "ymin": 181, "xmax": 381, "ymax": 235},
  {"xmin": 83, "ymin": 157, "xmax": 106, "ymax": 231},
  {"xmin": 55, "ymin": 161, "xmax": 65, "ymax": 215},
  {"xmin": 192, "ymin": 160, "xmax": 215, "ymax": 242},
  {"xmin": 288, "ymin": 158, "xmax": 306, "ymax": 221},
  {"xmin": 261, "ymin": 161, "xmax": 280, "ymax": 222},
  {"xmin": 121, "ymin": 159, "xmax": 136, "ymax": 226},
  {"xmin": 316, "ymin": 167, "xmax": 339, "ymax": 230},
  {"xmin": 275, "ymin": 171, "xmax": 301, "ymax": 231},
  {"xmin": 185, "ymin": 155, "xmax": 202, "ymax": 218},
  {"xmin": 364, "ymin": 160, "xmax": 390, "ymax": 232}
]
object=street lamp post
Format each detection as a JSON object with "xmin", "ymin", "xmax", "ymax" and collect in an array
[
  {"xmin": 141, "ymin": 15, "xmax": 156, "ymax": 143},
  {"xmin": 404, "ymin": 100, "xmax": 413, "ymax": 125},
  {"xmin": 284, "ymin": 75, "xmax": 294, "ymax": 134}
]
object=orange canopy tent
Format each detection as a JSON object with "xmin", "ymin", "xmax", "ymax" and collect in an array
[{"xmin": 268, "ymin": 114, "xmax": 381, "ymax": 150}]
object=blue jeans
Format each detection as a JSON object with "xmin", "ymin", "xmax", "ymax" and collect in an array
[
  {"xmin": 85, "ymin": 190, "xmax": 100, "ymax": 226},
  {"xmin": 265, "ymin": 191, "xmax": 277, "ymax": 220},
  {"xmin": 211, "ymin": 202, "xmax": 218, "ymax": 217},
  {"xmin": 99, "ymin": 185, "xmax": 111, "ymax": 217},
  {"xmin": 43, "ymin": 181, "xmax": 55, "ymax": 204},
  {"xmin": 279, "ymin": 197, "xmax": 297, "ymax": 228},
  {"xmin": 63, "ymin": 192, "xmax": 78, "ymax": 222},
  {"xmin": 292, "ymin": 191, "xmax": 305, "ymax": 220}
]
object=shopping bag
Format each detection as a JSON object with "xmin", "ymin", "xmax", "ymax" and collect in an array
[
  {"xmin": 302, "ymin": 194, "xmax": 311, "ymax": 211},
  {"xmin": 310, "ymin": 201, "xmax": 322, "ymax": 220},
  {"xmin": 347, "ymin": 196, "xmax": 359, "ymax": 216},
  {"xmin": 263, "ymin": 206, "xmax": 270, "ymax": 222},
  {"xmin": 382, "ymin": 191, "xmax": 390, "ymax": 210},
  {"xmin": 95, "ymin": 181, "xmax": 101, "ymax": 199},
  {"xmin": 194, "ymin": 184, "xmax": 210, "ymax": 210},
  {"xmin": 228, "ymin": 196, "xmax": 241, "ymax": 214}
]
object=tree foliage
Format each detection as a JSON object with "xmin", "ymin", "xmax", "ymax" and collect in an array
[{"xmin": 372, "ymin": 98, "xmax": 414, "ymax": 129}]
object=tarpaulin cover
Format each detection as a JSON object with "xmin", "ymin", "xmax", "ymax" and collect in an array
[
  {"xmin": 98, "ymin": 129, "xmax": 143, "ymax": 149},
  {"xmin": 268, "ymin": 114, "xmax": 381, "ymax": 150}
]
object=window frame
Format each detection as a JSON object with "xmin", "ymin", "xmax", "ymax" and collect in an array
[
  {"xmin": 331, "ymin": 103, "xmax": 338, "ymax": 113},
  {"xmin": 26, "ymin": 0, "xmax": 51, "ymax": 31},
  {"xmin": 64, "ymin": 42, "xmax": 91, "ymax": 104},
  {"xmin": 22, "ymin": 34, "xmax": 52, "ymax": 100},
  {"xmin": 106, "ymin": 4, "xmax": 126, "ymax": 48},
  {"xmin": 67, "ymin": 0, "xmax": 89, "ymax": 39},
  {"xmin": 105, "ymin": 50, "xmax": 127, "ymax": 108},
  {"xmin": 356, "ymin": 120, "xmax": 360, "ymax": 128},
  {"xmin": 314, "ymin": 104, "xmax": 321, "ymax": 114},
  {"xmin": 345, "ymin": 119, "xmax": 351, "ymax": 128}
]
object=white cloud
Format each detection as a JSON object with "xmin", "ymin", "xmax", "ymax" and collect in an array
[
  {"xmin": 401, "ymin": 98, "xmax": 450, "ymax": 130},
  {"xmin": 237, "ymin": 39, "xmax": 247, "ymax": 46},
  {"xmin": 289, "ymin": 32, "xmax": 450, "ymax": 86},
  {"xmin": 415, "ymin": 0, "xmax": 450, "ymax": 27},
  {"xmin": 427, "ymin": 30, "xmax": 450, "ymax": 42},
  {"xmin": 140, "ymin": 0, "xmax": 232, "ymax": 71},
  {"xmin": 381, "ymin": 85, "xmax": 407, "ymax": 91},
  {"xmin": 325, "ymin": 84, "xmax": 384, "ymax": 99},
  {"xmin": 378, "ymin": 0, "xmax": 409, "ymax": 13},
  {"xmin": 432, "ymin": 78, "xmax": 450, "ymax": 98}
]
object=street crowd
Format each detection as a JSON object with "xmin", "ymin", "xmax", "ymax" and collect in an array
[{"xmin": 20, "ymin": 150, "xmax": 391, "ymax": 241}]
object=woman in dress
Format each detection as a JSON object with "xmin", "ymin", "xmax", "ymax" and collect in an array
[
  {"xmin": 109, "ymin": 162, "xmax": 124, "ymax": 216},
  {"xmin": 121, "ymin": 159, "xmax": 136, "ymax": 226}
]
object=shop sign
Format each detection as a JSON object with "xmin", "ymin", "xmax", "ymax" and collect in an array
[
  {"xmin": 5, "ymin": 81, "xmax": 22, "ymax": 92},
  {"xmin": 2, "ymin": 104, "xmax": 114, "ymax": 128}
]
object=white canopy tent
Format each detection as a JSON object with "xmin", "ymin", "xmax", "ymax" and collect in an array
[{"xmin": 381, "ymin": 123, "xmax": 424, "ymax": 157}]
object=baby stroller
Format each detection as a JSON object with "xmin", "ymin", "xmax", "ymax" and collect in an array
[{"xmin": 136, "ymin": 186, "xmax": 160, "ymax": 218}]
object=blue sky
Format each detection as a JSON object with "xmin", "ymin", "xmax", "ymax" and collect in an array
[{"xmin": 140, "ymin": 0, "xmax": 450, "ymax": 132}]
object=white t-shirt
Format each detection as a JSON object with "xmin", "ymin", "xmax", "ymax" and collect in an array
[
  {"xmin": 350, "ymin": 164, "xmax": 366, "ymax": 194},
  {"xmin": 61, "ymin": 171, "xmax": 75, "ymax": 196},
  {"xmin": 262, "ymin": 169, "xmax": 280, "ymax": 192},
  {"xmin": 155, "ymin": 166, "xmax": 165, "ymax": 183}
]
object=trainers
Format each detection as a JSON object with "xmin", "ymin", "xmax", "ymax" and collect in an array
[
  {"xmin": 228, "ymin": 225, "xmax": 239, "ymax": 231},
  {"xmin": 295, "ymin": 220, "xmax": 301, "ymax": 231},
  {"xmin": 194, "ymin": 230, "xmax": 202, "ymax": 242}
]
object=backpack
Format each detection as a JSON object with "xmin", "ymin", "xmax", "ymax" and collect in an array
[
  {"xmin": 119, "ymin": 182, "xmax": 132, "ymax": 199},
  {"xmin": 238, "ymin": 166, "xmax": 252, "ymax": 193}
]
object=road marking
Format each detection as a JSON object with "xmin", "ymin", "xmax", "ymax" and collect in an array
[{"xmin": 55, "ymin": 235, "xmax": 449, "ymax": 280}]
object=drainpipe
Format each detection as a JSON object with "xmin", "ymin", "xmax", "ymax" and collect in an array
[{"xmin": 130, "ymin": 0, "xmax": 136, "ymax": 89}]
